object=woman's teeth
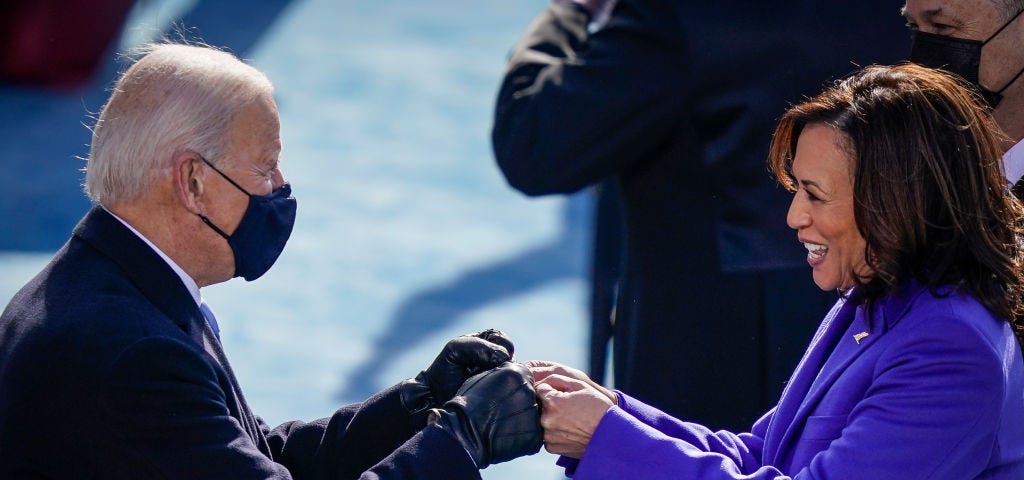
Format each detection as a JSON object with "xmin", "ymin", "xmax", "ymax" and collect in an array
[{"xmin": 804, "ymin": 242, "xmax": 827, "ymax": 259}]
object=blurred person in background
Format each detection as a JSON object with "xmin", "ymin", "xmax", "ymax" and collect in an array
[{"xmin": 492, "ymin": 0, "xmax": 906, "ymax": 429}]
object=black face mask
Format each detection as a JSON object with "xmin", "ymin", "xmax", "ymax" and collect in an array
[
  {"xmin": 909, "ymin": 8, "xmax": 1024, "ymax": 108},
  {"xmin": 198, "ymin": 157, "xmax": 297, "ymax": 281}
]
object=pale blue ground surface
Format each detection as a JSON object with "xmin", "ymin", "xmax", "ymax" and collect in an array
[{"xmin": 0, "ymin": 1, "xmax": 589, "ymax": 478}]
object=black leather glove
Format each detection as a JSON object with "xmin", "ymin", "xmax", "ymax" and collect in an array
[
  {"xmin": 400, "ymin": 329, "xmax": 514, "ymax": 427},
  {"xmin": 428, "ymin": 362, "xmax": 543, "ymax": 469}
]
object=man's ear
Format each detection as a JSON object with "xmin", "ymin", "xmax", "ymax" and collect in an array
[{"xmin": 173, "ymin": 152, "xmax": 205, "ymax": 214}]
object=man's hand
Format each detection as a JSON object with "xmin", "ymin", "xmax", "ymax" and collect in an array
[
  {"xmin": 429, "ymin": 362, "xmax": 543, "ymax": 469},
  {"xmin": 400, "ymin": 330, "xmax": 514, "ymax": 424},
  {"xmin": 420, "ymin": 329, "xmax": 514, "ymax": 403}
]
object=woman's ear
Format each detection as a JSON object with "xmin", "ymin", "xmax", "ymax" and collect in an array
[{"xmin": 173, "ymin": 152, "xmax": 205, "ymax": 214}]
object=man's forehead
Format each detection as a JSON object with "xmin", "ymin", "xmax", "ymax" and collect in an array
[
  {"xmin": 903, "ymin": 0, "xmax": 992, "ymax": 21},
  {"xmin": 903, "ymin": 0, "xmax": 947, "ymax": 20}
]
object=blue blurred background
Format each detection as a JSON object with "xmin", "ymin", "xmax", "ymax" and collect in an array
[{"xmin": 0, "ymin": 0, "xmax": 590, "ymax": 477}]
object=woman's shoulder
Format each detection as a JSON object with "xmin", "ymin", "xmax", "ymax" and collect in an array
[{"xmin": 882, "ymin": 281, "xmax": 1016, "ymax": 361}]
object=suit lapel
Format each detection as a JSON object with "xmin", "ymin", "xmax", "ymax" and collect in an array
[
  {"xmin": 771, "ymin": 303, "xmax": 879, "ymax": 461},
  {"xmin": 769, "ymin": 281, "xmax": 927, "ymax": 466},
  {"xmin": 764, "ymin": 293, "xmax": 858, "ymax": 463},
  {"xmin": 73, "ymin": 208, "xmax": 240, "ymax": 366},
  {"xmin": 74, "ymin": 207, "xmax": 203, "ymax": 335},
  {"xmin": 73, "ymin": 207, "xmax": 269, "ymax": 450},
  {"xmin": 801, "ymin": 309, "xmax": 880, "ymax": 403}
]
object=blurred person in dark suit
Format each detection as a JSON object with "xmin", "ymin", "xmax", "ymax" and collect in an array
[
  {"xmin": 491, "ymin": 0, "xmax": 905, "ymax": 429},
  {"xmin": 0, "ymin": 43, "xmax": 541, "ymax": 479}
]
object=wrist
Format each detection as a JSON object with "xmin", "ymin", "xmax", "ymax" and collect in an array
[
  {"xmin": 428, "ymin": 407, "xmax": 485, "ymax": 468},
  {"xmin": 602, "ymin": 386, "xmax": 618, "ymax": 405},
  {"xmin": 398, "ymin": 379, "xmax": 435, "ymax": 429}
]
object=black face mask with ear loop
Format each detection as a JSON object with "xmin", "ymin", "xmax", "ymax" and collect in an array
[
  {"xmin": 197, "ymin": 156, "xmax": 297, "ymax": 281},
  {"xmin": 909, "ymin": 7, "xmax": 1024, "ymax": 108}
]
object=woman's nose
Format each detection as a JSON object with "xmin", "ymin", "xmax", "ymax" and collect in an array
[{"xmin": 787, "ymin": 195, "xmax": 809, "ymax": 230}]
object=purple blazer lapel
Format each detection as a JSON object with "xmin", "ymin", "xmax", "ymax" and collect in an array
[
  {"xmin": 764, "ymin": 293, "xmax": 858, "ymax": 464},
  {"xmin": 770, "ymin": 302, "xmax": 878, "ymax": 462},
  {"xmin": 800, "ymin": 307, "xmax": 880, "ymax": 405},
  {"xmin": 768, "ymin": 282, "xmax": 927, "ymax": 467}
]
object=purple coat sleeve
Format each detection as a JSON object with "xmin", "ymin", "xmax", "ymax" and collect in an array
[
  {"xmin": 558, "ymin": 391, "xmax": 772, "ymax": 479},
  {"xmin": 555, "ymin": 294, "xmax": 1021, "ymax": 480}
]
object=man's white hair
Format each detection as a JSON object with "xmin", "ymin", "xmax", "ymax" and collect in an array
[
  {"xmin": 997, "ymin": 0, "xmax": 1024, "ymax": 19},
  {"xmin": 84, "ymin": 43, "xmax": 274, "ymax": 205}
]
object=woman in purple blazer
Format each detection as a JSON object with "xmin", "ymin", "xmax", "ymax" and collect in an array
[{"xmin": 528, "ymin": 63, "xmax": 1024, "ymax": 479}]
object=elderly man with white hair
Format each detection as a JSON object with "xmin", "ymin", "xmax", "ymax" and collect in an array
[{"xmin": 0, "ymin": 43, "xmax": 542, "ymax": 479}]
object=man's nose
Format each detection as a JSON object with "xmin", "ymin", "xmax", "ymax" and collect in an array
[{"xmin": 271, "ymin": 168, "xmax": 286, "ymax": 190}]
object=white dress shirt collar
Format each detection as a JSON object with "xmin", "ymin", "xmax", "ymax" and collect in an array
[{"xmin": 1003, "ymin": 137, "xmax": 1024, "ymax": 186}]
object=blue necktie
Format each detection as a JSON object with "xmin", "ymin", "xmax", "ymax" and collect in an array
[{"xmin": 199, "ymin": 300, "xmax": 221, "ymax": 339}]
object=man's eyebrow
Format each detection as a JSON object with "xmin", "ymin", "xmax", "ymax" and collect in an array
[
  {"xmin": 904, "ymin": 7, "xmax": 944, "ymax": 23},
  {"xmin": 917, "ymin": 7, "xmax": 946, "ymax": 22}
]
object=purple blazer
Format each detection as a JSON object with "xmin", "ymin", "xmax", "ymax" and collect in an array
[{"xmin": 559, "ymin": 280, "xmax": 1024, "ymax": 479}]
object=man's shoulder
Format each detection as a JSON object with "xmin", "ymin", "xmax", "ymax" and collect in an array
[
  {"xmin": 1, "ymin": 234, "xmax": 190, "ymax": 357},
  {"xmin": 4, "ymin": 234, "xmax": 134, "ymax": 314}
]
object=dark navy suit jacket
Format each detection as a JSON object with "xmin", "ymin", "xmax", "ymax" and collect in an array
[{"xmin": 0, "ymin": 207, "xmax": 478, "ymax": 479}]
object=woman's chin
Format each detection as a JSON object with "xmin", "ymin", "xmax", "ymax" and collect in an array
[{"xmin": 811, "ymin": 272, "xmax": 839, "ymax": 292}]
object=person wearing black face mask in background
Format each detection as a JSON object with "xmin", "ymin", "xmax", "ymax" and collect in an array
[
  {"xmin": 906, "ymin": 0, "xmax": 1024, "ymax": 197},
  {"xmin": 0, "ymin": 42, "xmax": 543, "ymax": 479}
]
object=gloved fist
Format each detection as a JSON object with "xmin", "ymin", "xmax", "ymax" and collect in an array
[
  {"xmin": 400, "ymin": 329, "xmax": 514, "ymax": 425},
  {"xmin": 429, "ymin": 362, "xmax": 543, "ymax": 469}
]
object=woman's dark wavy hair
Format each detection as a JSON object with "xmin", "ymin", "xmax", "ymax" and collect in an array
[{"xmin": 769, "ymin": 63, "xmax": 1024, "ymax": 340}]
